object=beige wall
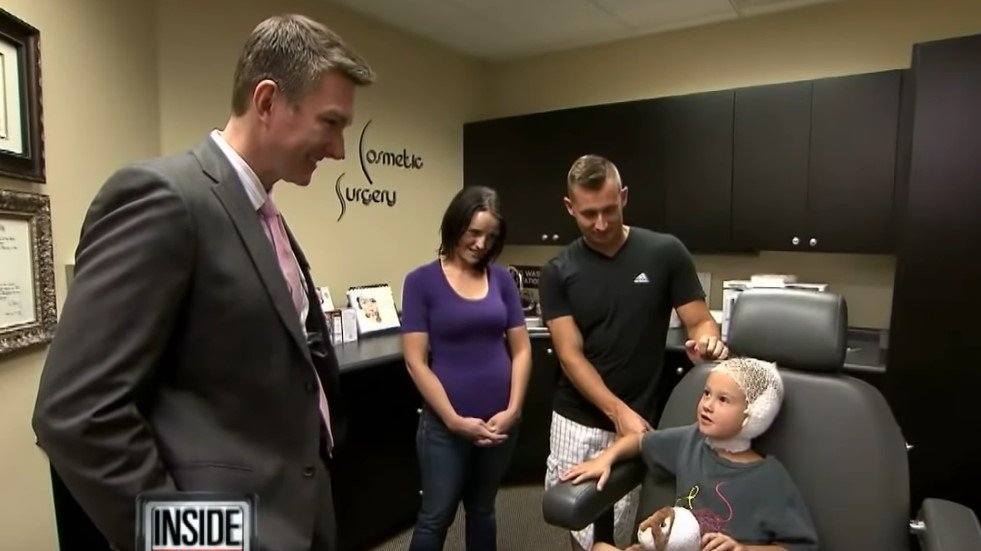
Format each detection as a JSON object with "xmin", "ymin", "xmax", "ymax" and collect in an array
[
  {"xmin": 157, "ymin": 0, "xmax": 487, "ymax": 305},
  {"xmin": 482, "ymin": 0, "xmax": 981, "ymax": 116},
  {"xmin": 0, "ymin": 0, "xmax": 159, "ymax": 548},
  {"xmin": 4, "ymin": 0, "xmax": 981, "ymax": 548},
  {"xmin": 493, "ymin": 0, "xmax": 981, "ymax": 329}
]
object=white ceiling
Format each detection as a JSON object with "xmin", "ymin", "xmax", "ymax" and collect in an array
[{"xmin": 327, "ymin": 0, "xmax": 842, "ymax": 60}]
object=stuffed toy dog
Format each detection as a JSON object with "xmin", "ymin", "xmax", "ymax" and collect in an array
[{"xmin": 625, "ymin": 506, "xmax": 700, "ymax": 551}]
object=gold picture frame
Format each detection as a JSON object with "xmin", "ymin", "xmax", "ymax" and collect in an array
[
  {"xmin": 0, "ymin": 189, "xmax": 55, "ymax": 356},
  {"xmin": 0, "ymin": 7, "xmax": 44, "ymax": 182}
]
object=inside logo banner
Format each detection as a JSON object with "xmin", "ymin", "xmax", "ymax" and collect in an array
[{"xmin": 137, "ymin": 492, "xmax": 258, "ymax": 551}]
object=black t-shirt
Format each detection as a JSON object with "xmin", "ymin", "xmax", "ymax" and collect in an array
[{"xmin": 539, "ymin": 228, "xmax": 704, "ymax": 430}]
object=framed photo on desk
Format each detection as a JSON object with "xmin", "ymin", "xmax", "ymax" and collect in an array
[
  {"xmin": 346, "ymin": 284, "xmax": 399, "ymax": 335},
  {"xmin": 1, "ymin": 189, "xmax": 55, "ymax": 357},
  {"xmin": 0, "ymin": 8, "xmax": 44, "ymax": 183}
]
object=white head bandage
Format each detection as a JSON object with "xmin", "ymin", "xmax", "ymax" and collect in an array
[{"xmin": 705, "ymin": 357, "xmax": 784, "ymax": 453}]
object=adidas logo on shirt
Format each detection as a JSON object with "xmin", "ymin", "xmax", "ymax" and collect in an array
[{"xmin": 633, "ymin": 272, "xmax": 650, "ymax": 284}]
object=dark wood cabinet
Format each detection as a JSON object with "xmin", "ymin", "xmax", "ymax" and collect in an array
[
  {"xmin": 504, "ymin": 338, "xmax": 561, "ymax": 485},
  {"xmin": 731, "ymin": 72, "xmax": 901, "ymax": 253},
  {"xmin": 333, "ymin": 362, "xmax": 421, "ymax": 551},
  {"xmin": 593, "ymin": 101, "xmax": 666, "ymax": 234},
  {"xmin": 464, "ymin": 112, "xmax": 573, "ymax": 245},
  {"xmin": 515, "ymin": 109, "xmax": 580, "ymax": 245},
  {"xmin": 887, "ymin": 33, "xmax": 981, "ymax": 517},
  {"xmin": 465, "ymin": 71, "xmax": 902, "ymax": 254},
  {"xmin": 464, "ymin": 101, "xmax": 663, "ymax": 246},
  {"xmin": 464, "ymin": 115, "xmax": 561, "ymax": 245},
  {"xmin": 808, "ymin": 71, "xmax": 901, "ymax": 253},
  {"xmin": 658, "ymin": 91, "xmax": 736, "ymax": 252},
  {"xmin": 732, "ymin": 81, "xmax": 812, "ymax": 251}
]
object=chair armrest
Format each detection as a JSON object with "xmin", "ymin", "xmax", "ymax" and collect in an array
[
  {"xmin": 542, "ymin": 459, "xmax": 646, "ymax": 530},
  {"xmin": 916, "ymin": 498, "xmax": 981, "ymax": 551}
]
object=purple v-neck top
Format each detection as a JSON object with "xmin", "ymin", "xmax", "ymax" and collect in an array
[{"xmin": 401, "ymin": 260, "xmax": 525, "ymax": 420}]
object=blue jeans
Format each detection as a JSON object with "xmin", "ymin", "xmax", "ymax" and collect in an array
[{"xmin": 408, "ymin": 407, "xmax": 519, "ymax": 551}]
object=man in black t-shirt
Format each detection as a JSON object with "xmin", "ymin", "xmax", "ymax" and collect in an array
[{"xmin": 540, "ymin": 154, "xmax": 729, "ymax": 550}]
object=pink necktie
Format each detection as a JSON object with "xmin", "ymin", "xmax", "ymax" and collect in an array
[
  {"xmin": 259, "ymin": 198, "xmax": 305, "ymax": 315},
  {"xmin": 259, "ymin": 197, "xmax": 333, "ymax": 452}
]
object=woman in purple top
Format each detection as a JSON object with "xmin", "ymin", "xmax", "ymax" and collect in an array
[{"xmin": 401, "ymin": 186, "xmax": 532, "ymax": 551}]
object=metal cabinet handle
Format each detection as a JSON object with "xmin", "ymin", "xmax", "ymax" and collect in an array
[
  {"xmin": 552, "ymin": 234, "xmax": 559, "ymax": 241},
  {"xmin": 809, "ymin": 237, "xmax": 818, "ymax": 247},
  {"xmin": 541, "ymin": 234, "xmax": 549, "ymax": 242},
  {"xmin": 792, "ymin": 236, "xmax": 800, "ymax": 246},
  {"xmin": 676, "ymin": 367, "xmax": 684, "ymax": 375},
  {"xmin": 546, "ymin": 348, "xmax": 554, "ymax": 355}
]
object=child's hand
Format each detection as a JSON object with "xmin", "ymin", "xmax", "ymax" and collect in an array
[
  {"xmin": 637, "ymin": 513, "xmax": 659, "ymax": 533},
  {"xmin": 701, "ymin": 532, "xmax": 745, "ymax": 551},
  {"xmin": 560, "ymin": 457, "xmax": 613, "ymax": 490}
]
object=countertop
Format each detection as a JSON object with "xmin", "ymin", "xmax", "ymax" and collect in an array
[
  {"xmin": 335, "ymin": 327, "xmax": 887, "ymax": 375},
  {"xmin": 333, "ymin": 332, "xmax": 404, "ymax": 373}
]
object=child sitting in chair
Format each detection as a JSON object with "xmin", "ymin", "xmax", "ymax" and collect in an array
[{"xmin": 561, "ymin": 358, "xmax": 818, "ymax": 551}]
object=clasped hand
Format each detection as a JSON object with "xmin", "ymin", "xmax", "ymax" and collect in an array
[{"xmin": 449, "ymin": 409, "xmax": 517, "ymax": 446}]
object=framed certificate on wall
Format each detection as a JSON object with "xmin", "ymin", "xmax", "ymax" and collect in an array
[
  {"xmin": 1, "ymin": 189, "xmax": 55, "ymax": 356},
  {"xmin": 0, "ymin": 8, "xmax": 45, "ymax": 182}
]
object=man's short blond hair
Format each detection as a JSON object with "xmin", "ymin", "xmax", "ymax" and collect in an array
[{"xmin": 567, "ymin": 154, "xmax": 621, "ymax": 195}]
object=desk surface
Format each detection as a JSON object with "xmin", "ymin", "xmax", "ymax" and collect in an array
[
  {"xmin": 335, "ymin": 327, "xmax": 886, "ymax": 374},
  {"xmin": 334, "ymin": 328, "xmax": 689, "ymax": 373},
  {"xmin": 334, "ymin": 332, "xmax": 404, "ymax": 373}
]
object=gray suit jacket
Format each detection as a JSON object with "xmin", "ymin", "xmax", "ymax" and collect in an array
[{"xmin": 33, "ymin": 137, "xmax": 344, "ymax": 551}]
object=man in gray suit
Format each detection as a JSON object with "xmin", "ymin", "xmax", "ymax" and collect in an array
[{"xmin": 32, "ymin": 14, "xmax": 374, "ymax": 551}]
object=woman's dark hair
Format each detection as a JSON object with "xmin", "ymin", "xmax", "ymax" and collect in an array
[{"xmin": 438, "ymin": 186, "xmax": 506, "ymax": 270}]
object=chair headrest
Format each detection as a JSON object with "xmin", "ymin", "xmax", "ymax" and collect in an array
[{"xmin": 727, "ymin": 288, "xmax": 847, "ymax": 373}]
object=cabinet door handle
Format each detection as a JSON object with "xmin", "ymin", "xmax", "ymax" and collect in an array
[
  {"xmin": 809, "ymin": 237, "xmax": 818, "ymax": 247},
  {"xmin": 416, "ymin": 408, "xmax": 422, "ymax": 415},
  {"xmin": 791, "ymin": 236, "xmax": 800, "ymax": 246},
  {"xmin": 546, "ymin": 348, "xmax": 554, "ymax": 355},
  {"xmin": 676, "ymin": 367, "xmax": 684, "ymax": 375},
  {"xmin": 541, "ymin": 234, "xmax": 549, "ymax": 242},
  {"xmin": 552, "ymin": 234, "xmax": 559, "ymax": 242}
]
